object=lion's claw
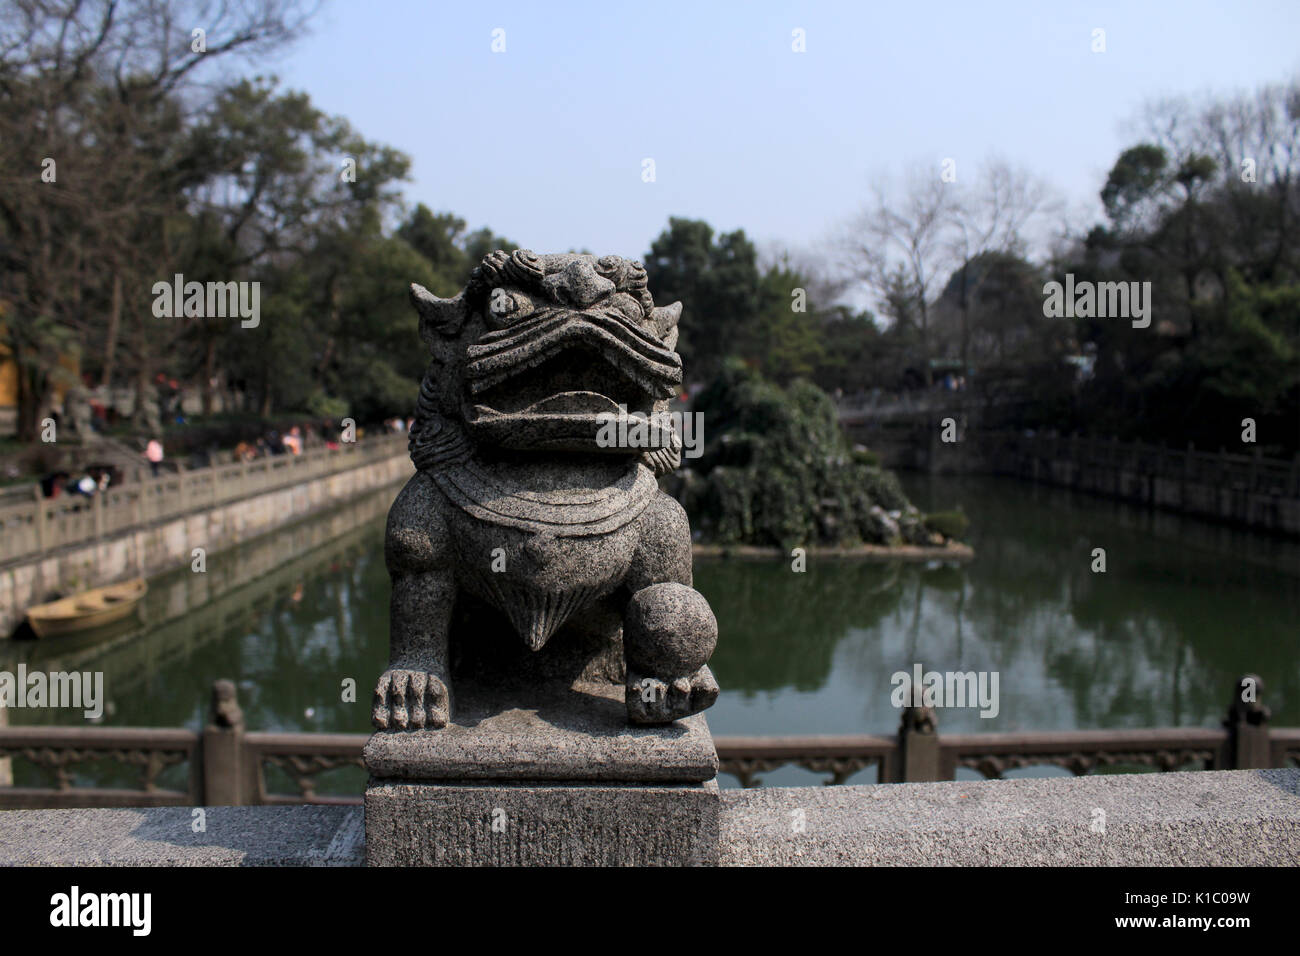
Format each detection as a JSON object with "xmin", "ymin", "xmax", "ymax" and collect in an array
[
  {"xmin": 626, "ymin": 665, "xmax": 718, "ymax": 724},
  {"xmin": 373, "ymin": 668, "xmax": 450, "ymax": 730}
]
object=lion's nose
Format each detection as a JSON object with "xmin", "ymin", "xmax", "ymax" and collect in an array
[{"xmin": 542, "ymin": 260, "xmax": 615, "ymax": 308}]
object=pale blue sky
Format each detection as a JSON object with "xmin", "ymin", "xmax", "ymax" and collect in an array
[{"xmin": 266, "ymin": 0, "xmax": 1300, "ymax": 263}]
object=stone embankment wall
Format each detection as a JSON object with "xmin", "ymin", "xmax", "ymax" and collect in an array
[
  {"xmin": 850, "ymin": 422, "xmax": 1300, "ymax": 536},
  {"xmin": 0, "ymin": 444, "xmax": 413, "ymax": 635}
]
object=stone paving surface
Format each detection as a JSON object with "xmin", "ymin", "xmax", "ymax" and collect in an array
[
  {"xmin": 1, "ymin": 769, "xmax": 1296, "ymax": 866},
  {"xmin": 717, "ymin": 768, "xmax": 1300, "ymax": 866},
  {"xmin": 0, "ymin": 804, "xmax": 364, "ymax": 866}
]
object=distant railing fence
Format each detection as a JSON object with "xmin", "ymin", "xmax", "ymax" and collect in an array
[
  {"xmin": 984, "ymin": 431, "xmax": 1300, "ymax": 500},
  {"xmin": 842, "ymin": 418, "xmax": 1300, "ymax": 533},
  {"xmin": 0, "ymin": 433, "xmax": 409, "ymax": 566},
  {"xmin": 0, "ymin": 676, "xmax": 1294, "ymax": 807}
]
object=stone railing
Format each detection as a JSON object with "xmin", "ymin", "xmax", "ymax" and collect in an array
[
  {"xmin": 844, "ymin": 419, "xmax": 1300, "ymax": 533},
  {"xmin": 984, "ymin": 431, "xmax": 1300, "ymax": 499},
  {"xmin": 979, "ymin": 431, "xmax": 1300, "ymax": 534},
  {"xmin": 718, "ymin": 726, "xmax": 1300, "ymax": 786},
  {"xmin": 836, "ymin": 390, "xmax": 1021, "ymax": 426},
  {"xmin": 837, "ymin": 391, "xmax": 957, "ymax": 424},
  {"xmin": 1, "ymin": 676, "xmax": 1293, "ymax": 807},
  {"xmin": 0, "ymin": 433, "xmax": 408, "ymax": 566},
  {"xmin": 0, "ymin": 725, "xmax": 200, "ymax": 806}
]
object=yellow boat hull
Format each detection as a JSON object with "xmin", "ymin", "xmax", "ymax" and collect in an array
[{"xmin": 25, "ymin": 578, "xmax": 148, "ymax": 638}]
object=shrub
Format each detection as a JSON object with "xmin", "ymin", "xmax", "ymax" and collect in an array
[
  {"xmin": 923, "ymin": 509, "xmax": 969, "ymax": 541},
  {"xmin": 673, "ymin": 362, "xmax": 965, "ymax": 547}
]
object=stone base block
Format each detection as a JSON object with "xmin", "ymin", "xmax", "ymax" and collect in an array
[
  {"xmin": 363, "ymin": 680, "xmax": 718, "ymax": 784},
  {"xmin": 364, "ymin": 779, "xmax": 720, "ymax": 866}
]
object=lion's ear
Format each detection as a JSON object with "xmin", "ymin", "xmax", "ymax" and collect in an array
[
  {"xmin": 650, "ymin": 301, "xmax": 682, "ymax": 342},
  {"xmin": 411, "ymin": 284, "xmax": 468, "ymax": 343}
]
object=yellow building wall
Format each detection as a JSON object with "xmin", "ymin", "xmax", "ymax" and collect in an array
[
  {"xmin": 0, "ymin": 321, "xmax": 80, "ymax": 409},
  {"xmin": 0, "ymin": 339, "xmax": 16, "ymax": 408}
]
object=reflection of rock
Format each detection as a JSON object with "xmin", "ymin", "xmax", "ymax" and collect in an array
[
  {"xmin": 920, "ymin": 563, "xmax": 965, "ymax": 592},
  {"xmin": 6, "ymin": 491, "xmax": 395, "ymax": 731},
  {"xmin": 698, "ymin": 559, "xmax": 905, "ymax": 693}
]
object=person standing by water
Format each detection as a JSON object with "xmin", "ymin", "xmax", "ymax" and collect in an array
[{"xmin": 145, "ymin": 437, "xmax": 164, "ymax": 477}]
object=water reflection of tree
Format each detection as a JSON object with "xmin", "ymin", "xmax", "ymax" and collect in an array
[
  {"xmin": 1058, "ymin": 553, "xmax": 1299, "ymax": 727},
  {"xmin": 239, "ymin": 544, "xmax": 389, "ymax": 734},
  {"xmin": 698, "ymin": 560, "xmax": 905, "ymax": 693},
  {"xmin": 8, "ymin": 475, "xmax": 1296, "ymax": 739},
  {"xmin": 2, "ymin": 522, "xmax": 392, "ymax": 735},
  {"xmin": 920, "ymin": 475, "xmax": 1299, "ymax": 727}
]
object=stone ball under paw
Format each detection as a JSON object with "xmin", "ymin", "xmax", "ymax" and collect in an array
[{"xmin": 624, "ymin": 582, "xmax": 717, "ymax": 677}]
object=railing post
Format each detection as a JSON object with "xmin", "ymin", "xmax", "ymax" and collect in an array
[
  {"xmin": 1223, "ymin": 674, "xmax": 1271, "ymax": 770},
  {"xmin": 202, "ymin": 679, "xmax": 246, "ymax": 805},
  {"xmin": 33, "ymin": 484, "xmax": 46, "ymax": 554},
  {"xmin": 897, "ymin": 700, "xmax": 941, "ymax": 782},
  {"xmin": 0, "ymin": 701, "xmax": 10, "ymax": 787}
]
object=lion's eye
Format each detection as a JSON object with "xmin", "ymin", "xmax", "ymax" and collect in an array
[
  {"xmin": 487, "ymin": 288, "xmax": 532, "ymax": 327},
  {"xmin": 607, "ymin": 292, "xmax": 649, "ymax": 325},
  {"xmin": 489, "ymin": 288, "xmax": 516, "ymax": 316}
]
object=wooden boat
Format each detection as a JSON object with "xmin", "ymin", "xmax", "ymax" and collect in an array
[{"xmin": 25, "ymin": 578, "xmax": 148, "ymax": 638}]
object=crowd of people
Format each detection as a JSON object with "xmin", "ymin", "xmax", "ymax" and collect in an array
[
  {"xmin": 37, "ymin": 468, "xmax": 116, "ymax": 500},
  {"xmin": 230, "ymin": 422, "xmax": 356, "ymax": 463},
  {"xmin": 28, "ymin": 419, "xmax": 377, "ymax": 500}
]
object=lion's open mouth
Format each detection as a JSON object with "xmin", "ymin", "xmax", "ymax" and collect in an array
[{"xmin": 462, "ymin": 310, "xmax": 681, "ymax": 452}]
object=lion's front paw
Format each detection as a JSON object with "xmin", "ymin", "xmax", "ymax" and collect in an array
[
  {"xmin": 372, "ymin": 668, "xmax": 450, "ymax": 730},
  {"xmin": 626, "ymin": 665, "xmax": 719, "ymax": 724}
]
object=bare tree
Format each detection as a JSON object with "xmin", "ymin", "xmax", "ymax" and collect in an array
[
  {"xmin": 1130, "ymin": 80, "xmax": 1300, "ymax": 284},
  {"xmin": 841, "ymin": 167, "xmax": 956, "ymax": 385},
  {"xmin": 756, "ymin": 241, "xmax": 854, "ymax": 312},
  {"xmin": 841, "ymin": 159, "xmax": 1058, "ymax": 385},
  {"xmin": 946, "ymin": 159, "xmax": 1061, "ymax": 373}
]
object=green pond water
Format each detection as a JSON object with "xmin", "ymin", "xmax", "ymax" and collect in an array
[{"xmin": 4, "ymin": 473, "xmax": 1297, "ymax": 791}]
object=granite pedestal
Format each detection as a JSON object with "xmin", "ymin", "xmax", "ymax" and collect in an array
[{"xmin": 363, "ymin": 679, "xmax": 720, "ymax": 866}]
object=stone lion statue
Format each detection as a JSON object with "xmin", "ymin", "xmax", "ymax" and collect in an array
[{"xmin": 372, "ymin": 250, "xmax": 719, "ymax": 729}]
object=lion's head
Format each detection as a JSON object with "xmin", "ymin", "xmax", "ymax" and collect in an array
[{"xmin": 408, "ymin": 251, "xmax": 685, "ymax": 472}]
